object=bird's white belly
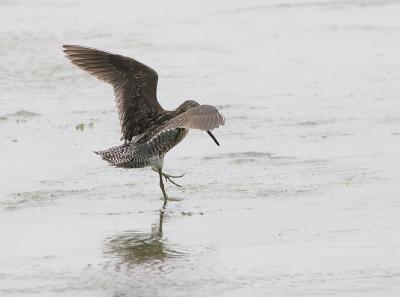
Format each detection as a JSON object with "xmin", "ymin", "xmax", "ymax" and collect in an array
[{"xmin": 149, "ymin": 155, "xmax": 164, "ymax": 171}]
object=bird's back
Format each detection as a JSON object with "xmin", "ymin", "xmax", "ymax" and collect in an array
[{"xmin": 95, "ymin": 128, "xmax": 188, "ymax": 168}]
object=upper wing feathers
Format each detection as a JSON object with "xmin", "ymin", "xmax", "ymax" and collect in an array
[{"xmin": 63, "ymin": 45, "xmax": 164, "ymax": 141}]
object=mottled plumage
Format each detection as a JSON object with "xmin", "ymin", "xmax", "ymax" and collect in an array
[
  {"xmin": 63, "ymin": 45, "xmax": 225, "ymax": 199},
  {"xmin": 95, "ymin": 128, "xmax": 188, "ymax": 169}
]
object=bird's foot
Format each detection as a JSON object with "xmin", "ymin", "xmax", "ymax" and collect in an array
[
  {"xmin": 152, "ymin": 169, "xmax": 184, "ymax": 187},
  {"xmin": 163, "ymin": 172, "xmax": 184, "ymax": 179},
  {"xmin": 162, "ymin": 173, "xmax": 183, "ymax": 188}
]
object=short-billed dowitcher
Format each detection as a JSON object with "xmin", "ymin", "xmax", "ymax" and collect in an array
[{"xmin": 63, "ymin": 45, "xmax": 225, "ymax": 199}]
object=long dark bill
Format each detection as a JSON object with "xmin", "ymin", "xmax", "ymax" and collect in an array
[{"xmin": 207, "ymin": 130, "xmax": 220, "ymax": 146}]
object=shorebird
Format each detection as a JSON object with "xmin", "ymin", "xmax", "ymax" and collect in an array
[{"xmin": 63, "ymin": 45, "xmax": 225, "ymax": 199}]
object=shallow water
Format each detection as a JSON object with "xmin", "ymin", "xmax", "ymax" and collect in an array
[{"xmin": 1, "ymin": 0, "xmax": 400, "ymax": 296}]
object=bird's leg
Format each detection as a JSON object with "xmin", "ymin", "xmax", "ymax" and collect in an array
[{"xmin": 158, "ymin": 169, "xmax": 168, "ymax": 200}]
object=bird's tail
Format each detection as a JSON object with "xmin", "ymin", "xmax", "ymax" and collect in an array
[
  {"xmin": 93, "ymin": 143, "xmax": 142, "ymax": 168},
  {"xmin": 94, "ymin": 149, "xmax": 114, "ymax": 163}
]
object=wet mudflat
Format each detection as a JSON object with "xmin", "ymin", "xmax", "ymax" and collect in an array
[{"xmin": 1, "ymin": 0, "xmax": 400, "ymax": 296}]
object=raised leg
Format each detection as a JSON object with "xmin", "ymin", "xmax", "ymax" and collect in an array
[
  {"xmin": 152, "ymin": 169, "xmax": 184, "ymax": 188},
  {"xmin": 162, "ymin": 172, "xmax": 184, "ymax": 179},
  {"xmin": 162, "ymin": 173, "xmax": 182, "ymax": 187}
]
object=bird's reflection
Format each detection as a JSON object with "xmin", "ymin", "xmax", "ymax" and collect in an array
[{"xmin": 104, "ymin": 200, "xmax": 184, "ymax": 266}]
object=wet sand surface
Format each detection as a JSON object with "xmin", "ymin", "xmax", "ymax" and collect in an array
[{"xmin": 1, "ymin": 0, "xmax": 400, "ymax": 296}]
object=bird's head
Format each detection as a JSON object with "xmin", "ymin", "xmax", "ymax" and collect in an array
[{"xmin": 176, "ymin": 100, "xmax": 221, "ymax": 147}]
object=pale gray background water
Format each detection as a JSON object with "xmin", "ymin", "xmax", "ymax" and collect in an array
[{"xmin": 1, "ymin": 0, "xmax": 400, "ymax": 296}]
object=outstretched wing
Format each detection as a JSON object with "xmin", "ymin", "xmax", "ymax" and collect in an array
[
  {"xmin": 145, "ymin": 105, "xmax": 225, "ymax": 142},
  {"xmin": 63, "ymin": 45, "xmax": 164, "ymax": 141}
]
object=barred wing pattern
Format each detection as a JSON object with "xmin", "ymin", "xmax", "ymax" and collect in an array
[
  {"xmin": 63, "ymin": 45, "xmax": 164, "ymax": 141},
  {"xmin": 146, "ymin": 105, "xmax": 225, "ymax": 142}
]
